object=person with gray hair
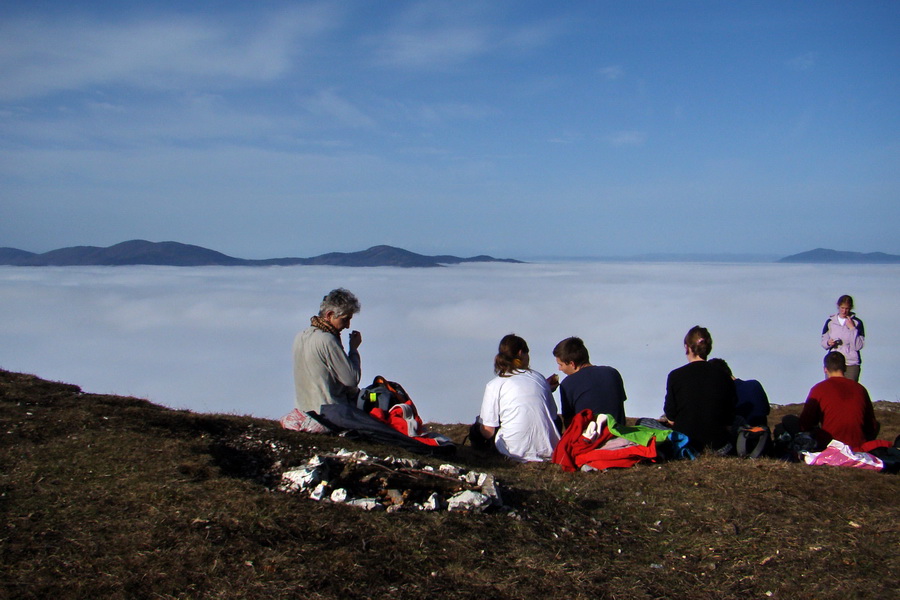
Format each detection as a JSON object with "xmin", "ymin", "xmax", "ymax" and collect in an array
[{"xmin": 293, "ymin": 288, "xmax": 362, "ymax": 413}]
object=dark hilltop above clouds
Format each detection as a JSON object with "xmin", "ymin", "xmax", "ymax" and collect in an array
[
  {"xmin": 0, "ymin": 240, "xmax": 522, "ymax": 268},
  {"xmin": 1, "ymin": 241, "xmax": 898, "ymax": 267},
  {"xmin": 777, "ymin": 248, "xmax": 900, "ymax": 264}
]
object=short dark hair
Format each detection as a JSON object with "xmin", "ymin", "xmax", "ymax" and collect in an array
[
  {"xmin": 707, "ymin": 358, "xmax": 732, "ymax": 378},
  {"xmin": 824, "ymin": 351, "xmax": 846, "ymax": 373},
  {"xmin": 552, "ymin": 337, "xmax": 590, "ymax": 367}
]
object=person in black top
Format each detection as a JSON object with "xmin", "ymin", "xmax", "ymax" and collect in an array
[{"xmin": 662, "ymin": 326, "xmax": 737, "ymax": 453}]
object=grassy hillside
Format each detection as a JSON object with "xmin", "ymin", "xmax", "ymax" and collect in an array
[{"xmin": 1, "ymin": 369, "xmax": 898, "ymax": 599}]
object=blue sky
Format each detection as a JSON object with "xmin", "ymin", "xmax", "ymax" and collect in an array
[{"xmin": 2, "ymin": 1, "xmax": 898, "ymax": 259}]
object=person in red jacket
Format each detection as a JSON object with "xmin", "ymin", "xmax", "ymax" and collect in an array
[{"xmin": 799, "ymin": 352, "xmax": 880, "ymax": 451}]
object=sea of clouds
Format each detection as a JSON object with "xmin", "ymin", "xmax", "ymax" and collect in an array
[{"xmin": 1, "ymin": 262, "xmax": 897, "ymax": 425}]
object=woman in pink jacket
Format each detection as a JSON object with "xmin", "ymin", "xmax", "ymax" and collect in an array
[{"xmin": 821, "ymin": 294, "xmax": 865, "ymax": 381}]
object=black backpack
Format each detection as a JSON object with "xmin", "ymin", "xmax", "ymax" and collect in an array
[
  {"xmin": 357, "ymin": 375, "xmax": 413, "ymax": 412},
  {"xmin": 735, "ymin": 425, "xmax": 770, "ymax": 458}
]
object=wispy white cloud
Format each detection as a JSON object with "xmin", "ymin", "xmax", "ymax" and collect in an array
[
  {"xmin": 598, "ymin": 65, "xmax": 624, "ymax": 80},
  {"xmin": 302, "ymin": 89, "xmax": 378, "ymax": 130},
  {"xmin": 0, "ymin": 6, "xmax": 339, "ymax": 101},
  {"xmin": 547, "ymin": 130, "xmax": 583, "ymax": 145},
  {"xmin": 0, "ymin": 94, "xmax": 300, "ymax": 149},
  {"xmin": 498, "ymin": 17, "xmax": 571, "ymax": 52},
  {"xmin": 786, "ymin": 52, "xmax": 817, "ymax": 71},
  {"xmin": 85, "ymin": 101, "xmax": 127, "ymax": 113},
  {"xmin": 606, "ymin": 130, "xmax": 647, "ymax": 147},
  {"xmin": 402, "ymin": 101, "xmax": 499, "ymax": 128},
  {"xmin": 368, "ymin": 5, "xmax": 564, "ymax": 70},
  {"xmin": 371, "ymin": 26, "xmax": 492, "ymax": 69}
]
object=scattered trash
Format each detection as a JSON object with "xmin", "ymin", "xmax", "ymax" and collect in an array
[
  {"xmin": 439, "ymin": 464, "xmax": 461, "ymax": 476},
  {"xmin": 280, "ymin": 461, "xmax": 323, "ymax": 492},
  {"xmin": 345, "ymin": 498, "xmax": 384, "ymax": 511},
  {"xmin": 447, "ymin": 490, "xmax": 491, "ymax": 512},
  {"xmin": 309, "ymin": 482, "xmax": 328, "ymax": 501},
  {"xmin": 422, "ymin": 492, "xmax": 440, "ymax": 511},
  {"xmin": 279, "ymin": 449, "xmax": 504, "ymax": 513}
]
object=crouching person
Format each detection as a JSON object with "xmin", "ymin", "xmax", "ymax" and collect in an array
[
  {"xmin": 473, "ymin": 334, "xmax": 561, "ymax": 462},
  {"xmin": 293, "ymin": 288, "xmax": 362, "ymax": 414}
]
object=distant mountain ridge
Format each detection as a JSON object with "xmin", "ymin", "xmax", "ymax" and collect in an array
[
  {"xmin": 0, "ymin": 240, "xmax": 522, "ymax": 268},
  {"xmin": 778, "ymin": 248, "xmax": 900, "ymax": 264},
  {"xmin": 4, "ymin": 242, "xmax": 895, "ymax": 267}
]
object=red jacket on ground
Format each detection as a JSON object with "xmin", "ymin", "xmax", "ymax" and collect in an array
[{"xmin": 552, "ymin": 410, "xmax": 657, "ymax": 472}]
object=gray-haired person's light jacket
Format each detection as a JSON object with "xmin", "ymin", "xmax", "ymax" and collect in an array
[{"xmin": 292, "ymin": 327, "xmax": 361, "ymax": 413}]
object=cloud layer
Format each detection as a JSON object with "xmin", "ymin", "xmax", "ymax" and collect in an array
[{"xmin": 1, "ymin": 262, "xmax": 897, "ymax": 425}]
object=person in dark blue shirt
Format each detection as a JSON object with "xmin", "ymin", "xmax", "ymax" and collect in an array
[
  {"xmin": 708, "ymin": 358, "xmax": 770, "ymax": 428},
  {"xmin": 552, "ymin": 337, "xmax": 627, "ymax": 428}
]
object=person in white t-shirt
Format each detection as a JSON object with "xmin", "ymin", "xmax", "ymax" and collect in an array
[{"xmin": 476, "ymin": 334, "xmax": 561, "ymax": 462}]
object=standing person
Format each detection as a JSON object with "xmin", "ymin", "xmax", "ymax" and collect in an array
[
  {"xmin": 476, "ymin": 334, "xmax": 561, "ymax": 462},
  {"xmin": 553, "ymin": 336, "xmax": 627, "ymax": 427},
  {"xmin": 708, "ymin": 358, "xmax": 770, "ymax": 428},
  {"xmin": 292, "ymin": 288, "xmax": 362, "ymax": 414},
  {"xmin": 799, "ymin": 352, "xmax": 879, "ymax": 451},
  {"xmin": 662, "ymin": 326, "xmax": 737, "ymax": 453},
  {"xmin": 821, "ymin": 294, "xmax": 865, "ymax": 381}
]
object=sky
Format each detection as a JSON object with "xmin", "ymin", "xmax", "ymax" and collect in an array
[
  {"xmin": 1, "ymin": 262, "xmax": 898, "ymax": 425},
  {"xmin": 1, "ymin": 1, "xmax": 899, "ymax": 259}
]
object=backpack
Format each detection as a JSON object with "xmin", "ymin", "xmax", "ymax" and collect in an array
[
  {"xmin": 357, "ymin": 376, "xmax": 438, "ymax": 442},
  {"xmin": 773, "ymin": 415, "xmax": 817, "ymax": 461},
  {"xmin": 358, "ymin": 375, "xmax": 414, "ymax": 412},
  {"xmin": 735, "ymin": 425, "xmax": 771, "ymax": 458}
]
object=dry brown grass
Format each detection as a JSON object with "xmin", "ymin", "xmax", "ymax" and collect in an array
[{"xmin": 2, "ymin": 369, "xmax": 898, "ymax": 599}]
